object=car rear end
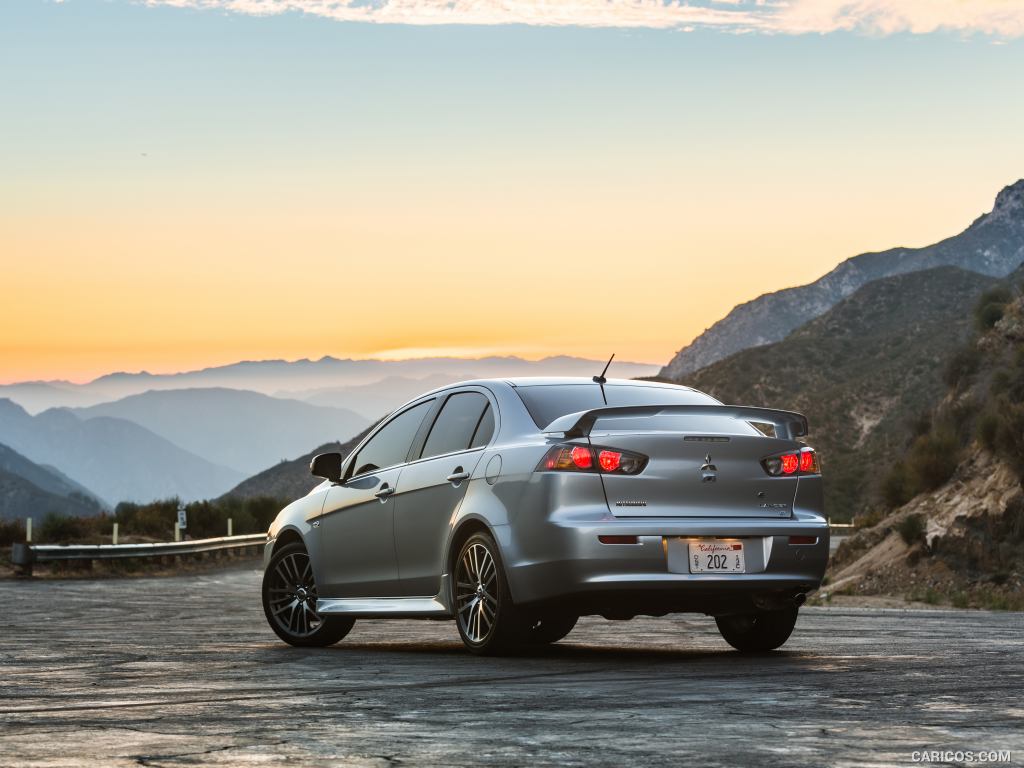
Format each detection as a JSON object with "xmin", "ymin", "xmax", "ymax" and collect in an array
[{"xmin": 504, "ymin": 383, "xmax": 829, "ymax": 618}]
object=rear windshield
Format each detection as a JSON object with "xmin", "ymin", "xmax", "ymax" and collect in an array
[{"xmin": 515, "ymin": 384, "xmax": 720, "ymax": 428}]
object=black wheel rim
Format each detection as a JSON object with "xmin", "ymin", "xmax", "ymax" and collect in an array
[
  {"xmin": 267, "ymin": 550, "xmax": 324, "ymax": 638},
  {"xmin": 455, "ymin": 542, "xmax": 498, "ymax": 643}
]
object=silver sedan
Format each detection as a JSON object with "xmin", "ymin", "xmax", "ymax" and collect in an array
[{"xmin": 262, "ymin": 377, "xmax": 829, "ymax": 655}]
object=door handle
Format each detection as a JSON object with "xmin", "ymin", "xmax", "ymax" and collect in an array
[
  {"xmin": 446, "ymin": 468, "xmax": 471, "ymax": 484},
  {"xmin": 374, "ymin": 484, "xmax": 395, "ymax": 500}
]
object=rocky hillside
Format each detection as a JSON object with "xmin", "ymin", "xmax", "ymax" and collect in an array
[
  {"xmin": 681, "ymin": 266, "xmax": 995, "ymax": 520},
  {"xmin": 661, "ymin": 179, "xmax": 1024, "ymax": 379},
  {"xmin": 221, "ymin": 425, "xmax": 376, "ymax": 502},
  {"xmin": 822, "ymin": 279, "xmax": 1024, "ymax": 608}
]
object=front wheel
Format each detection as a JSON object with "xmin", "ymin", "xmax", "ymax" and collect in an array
[
  {"xmin": 715, "ymin": 607, "xmax": 799, "ymax": 652},
  {"xmin": 452, "ymin": 532, "xmax": 521, "ymax": 655},
  {"xmin": 262, "ymin": 542, "xmax": 354, "ymax": 647}
]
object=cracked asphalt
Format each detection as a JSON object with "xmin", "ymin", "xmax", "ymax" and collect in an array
[{"xmin": 1, "ymin": 566, "xmax": 1022, "ymax": 767}]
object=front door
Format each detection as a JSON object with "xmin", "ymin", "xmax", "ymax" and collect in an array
[
  {"xmin": 315, "ymin": 467, "xmax": 403, "ymax": 598},
  {"xmin": 312, "ymin": 399, "xmax": 435, "ymax": 599}
]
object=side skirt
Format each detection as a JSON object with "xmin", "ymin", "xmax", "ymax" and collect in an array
[
  {"xmin": 316, "ymin": 574, "xmax": 454, "ymax": 619},
  {"xmin": 316, "ymin": 596, "xmax": 450, "ymax": 618}
]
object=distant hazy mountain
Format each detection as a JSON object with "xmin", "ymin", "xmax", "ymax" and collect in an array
[
  {"xmin": 72, "ymin": 388, "xmax": 369, "ymax": 475},
  {"xmin": 662, "ymin": 179, "xmax": 1024, "ymax": 379},
  {"xmin": 221, "ymin": 426, "xmax": 376, "ymax": 502},
  {"xmin": 0, "ymin": 443, "xmax": 106, "ymax": 520},
  {"xmin": 0, "ymin": 400, "xmax": 244, "ymax": 505},
  {"xmin": 0, "ymin": 355, "xmax": 659, "ymax": 414},
  {"xmin": 293, "ymin": 374, "xmax": 470, "ymax": 418},
  {"xmin": 0, "ymin": 443, "xmax": 104, "ymax": 506},
  {"xmin": 681, "ymin": 266, "xmax": 995, "ymax": 521}
]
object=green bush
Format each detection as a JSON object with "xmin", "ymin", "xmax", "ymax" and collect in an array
[
  {"xmin": 974, "ymin": 287, "xmax": 1013, "ymax": 331},
  {"xmin": 976, "ymin": 409, "xmax": 1000, "ymax": 450},
  {"xmin": 943, "ymin": 344, "xmax": 982, "ymax": 389},
  {"xmin": 0, "ymin": 519, "xmax": 26, "ymax": 548},
  {"xmin": 906, "ymin": 429, "xmax": 960, "ymax": 492},
  {"xmin": 881, "ymin": 462, "xmax": 913, "ymax": 508},
  {"xmin": 38, "ymin": 513, "xmax": 106, "ymax": 544},
  {"xmin": 896, "ymin": 513, "xmax": 926, "ymax": 546}
]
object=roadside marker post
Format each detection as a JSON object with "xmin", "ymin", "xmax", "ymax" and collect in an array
[
  {"xmin": 25, "ymin": 517, "xmax": 32, "ymax": 543},
  {"xmin": 112, "ymin": 522, "xmax": 119, "ymax": 546},
  {"xmin": 227, "ymin": 518, "xmax": 233, "ymax": 537},
  {"xmin": 174, "ymin": 525, "xmax": 181, "ymax": 542}
]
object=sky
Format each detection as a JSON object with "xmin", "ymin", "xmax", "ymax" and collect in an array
[{"xmin": 2, "ymin": 0, "xmax": 1024, "ymax": 383}]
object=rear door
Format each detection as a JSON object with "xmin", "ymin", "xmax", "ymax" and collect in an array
[
  {"xmin": 591, "ymin": 413, "xmax": 801, "ymax": 519},
  {"xmin": 393, "ymin": 390, "xmax": 495, "ymax": 596}
]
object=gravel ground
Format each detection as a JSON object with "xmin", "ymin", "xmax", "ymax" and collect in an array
[{"xmin": 1, "ymin": 566, "xmax": 1021, "ymax": 767}]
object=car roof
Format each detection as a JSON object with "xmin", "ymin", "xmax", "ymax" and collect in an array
[{"xmin": 414, "ymin": 376, "xmax": 698, "ymax": 397}]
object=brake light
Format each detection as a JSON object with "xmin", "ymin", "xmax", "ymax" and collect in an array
[
  {"xmin": 538, "ymin": 444, "xmax": 647, "ymax": 475},
  {"xmin": 598, "ymin": 450, "xmax": 621, "ymax": 472},
  {"xmin": 571, "ymin": 446, "xmax": 592, "ymax": 469},
  {"xmin": 762, "ymin": 448, "xmax": 819, "ymax": 477}
]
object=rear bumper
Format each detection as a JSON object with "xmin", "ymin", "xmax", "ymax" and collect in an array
[{"xmin": 504, "ymin": 513, "xmax": 829, "ymax": 615}]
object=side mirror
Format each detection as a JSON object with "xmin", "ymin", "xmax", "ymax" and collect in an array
[{"xmin": 310, "ymin": 452, "xmax": 342, "ymax": 483}]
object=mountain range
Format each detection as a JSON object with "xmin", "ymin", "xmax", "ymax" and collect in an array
[
  {"xmin": 0, "ymin": 400, "xmax": 243, "ymax": 505},
  {"xmin": 70, "ymin": 388, "xmax": 368, "ymax": 475},
  {"xmin": 1, "ymin": 356, "xmax": 659, "ymax": 415},
  {"xmin": 0, "ymin": 443, "xmax": 105, "ymax": 521},
  {"xmin": 682, "ymin": 265, "xmax": 998, "ymax": 520},
  {"xmin": 661, "ymin": 179, "xmax": 1024, "ymax": 379}
]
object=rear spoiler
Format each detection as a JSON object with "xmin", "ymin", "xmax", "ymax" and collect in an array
[{"xmin": 542, "ymin": 405, "xmax": 809, "ymax": 441}]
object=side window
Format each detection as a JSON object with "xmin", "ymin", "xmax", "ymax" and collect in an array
[
  {"xmin": 469, "ymin": 404, "xmax": 494, "ymax": 449},
  {"xmin": 420, "ymin": 393, "xmax": 492, "ymax": 459},
  {"xmin": 351, "ymin": 400, "xmax": 433, "ymax": 476}
]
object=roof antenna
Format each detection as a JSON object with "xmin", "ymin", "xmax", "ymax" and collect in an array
[{"xmin": 593, "ymin": 353, "xmax": 614, "ymax": 404}]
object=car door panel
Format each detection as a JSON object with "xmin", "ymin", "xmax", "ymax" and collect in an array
[
  {"xmin": 393, "ymin": 390, "xmax": 496, "ymax": 596},
  {"xmin": 394, "ymin": 451, "xmax": 485, "ymax": 596},
  {"xmin": 314, "ymin": 468, "xmax": 403, "ymax": 598}
]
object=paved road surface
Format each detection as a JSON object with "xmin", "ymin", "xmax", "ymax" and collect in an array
[{"xmin": 1, "ymin": 567, "xmax": 1021, "ymax": 767}]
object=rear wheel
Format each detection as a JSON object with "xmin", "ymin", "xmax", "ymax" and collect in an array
[
  {"xmin": 453, "ymin": 532, "xmax": 521, "ymax": 655},
  {"xmin": 522, "ymin": 613, "xmax": 578, "ymax": 645},
  {"xmin": 715, "ymin": 607, "xmax": 798, "ymax": 652},
  {"xmin": 262, "ymin": 542, "xmax": 354, "ymax": 647}
]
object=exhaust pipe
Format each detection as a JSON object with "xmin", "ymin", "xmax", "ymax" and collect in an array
[{"xmin": 792, "ymin": 592, "xmax": 807, "ymax": 607}]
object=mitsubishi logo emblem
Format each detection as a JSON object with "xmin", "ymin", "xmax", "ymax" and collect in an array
[{"xmin": 700, "ymin": 453, "xmax": 718, "ymax": 483}]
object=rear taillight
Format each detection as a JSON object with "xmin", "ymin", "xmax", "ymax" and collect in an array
[
  {"xmin": 539, "ymin": 444, "xmax": 647, "ymax": 475},
  {"xmin": 762, "ymin": 448, "xmax": 819, "ymax": 477}
]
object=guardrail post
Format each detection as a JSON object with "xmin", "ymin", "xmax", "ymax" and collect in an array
[
  {"xmin": 11, "ymin": 543, "xmax": 34, "ymax": 578},
  {"xmin": 112, "ymin": 522, "xmax": 119, "ymax": 546}
]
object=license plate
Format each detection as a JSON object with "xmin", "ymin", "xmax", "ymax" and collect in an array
[{"xmin": 688, "ymin": 539, "xmax": 745, "ymax": 573}]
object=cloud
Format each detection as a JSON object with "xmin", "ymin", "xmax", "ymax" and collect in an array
[{"xmin": 140, "ymin": 0, "xmax": 1024, "ymax": 37}]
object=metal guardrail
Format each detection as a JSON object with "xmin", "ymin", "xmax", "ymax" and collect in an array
[{"xmin": 9, "ymin": 533, "xmax": 267, "ymax": 577}]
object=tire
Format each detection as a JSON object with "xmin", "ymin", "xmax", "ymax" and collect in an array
[
  {"xmin": 521, "ymin": 613, "xmax": 578, "ymax": 645},
  {"xmin": 715, "ymin": 607, "xmax": 799, "ymax": 652},
  {"xmin": 262, "ymin": 542, "xmax": 354, "ymax": 647},
  {"xmin": 452, "ymin": 532, "xmax": 521, "ymax": 655}
]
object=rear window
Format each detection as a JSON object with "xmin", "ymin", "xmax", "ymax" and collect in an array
[{"xmin": 515, "ymin": 384, "xmax": 720, "ymax": 428}]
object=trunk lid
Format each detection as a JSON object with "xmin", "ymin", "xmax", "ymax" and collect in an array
[{"xmin": 594, "ymin": 431, "xmax": 800, "ymax": 519}]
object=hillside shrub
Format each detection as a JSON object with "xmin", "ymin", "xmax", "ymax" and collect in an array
[
  {"xmin": 974, "ymin": 287, "xmax": 1013, "ymax": 331},
  {"xmin": 896, "ymin": 513, "xmax": 926, "ymax": 546},
  {"xmin": 942, "ymin": 344, "xmax": 982, "ymax": 389},
  {"xmin": 881, "ymin": 429, "xmax": 960, "ymax": 509},
  {"xmin": 38, "ymin": 513, "xmax": 105, "ymax": 544},
  {"xmin": 0, "ymin": 519, "xmax": 25, "ymax": 548}
]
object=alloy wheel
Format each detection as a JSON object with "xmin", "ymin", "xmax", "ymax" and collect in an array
[
  {"xmin": 455, "ymin": 542, "xmax": 498, "ymax": 643},
  {"xmin": 265, "ymin": 549, "xmax": 324, "ymax": 639}
]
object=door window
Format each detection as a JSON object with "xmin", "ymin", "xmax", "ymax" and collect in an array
[
  {"xmin": 420, "ymin": 392, "xmax": 492, "ymax": 459},
  {"xmin": 350, "ymin": 400, "xmax": 433, "ymax": 476}
]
